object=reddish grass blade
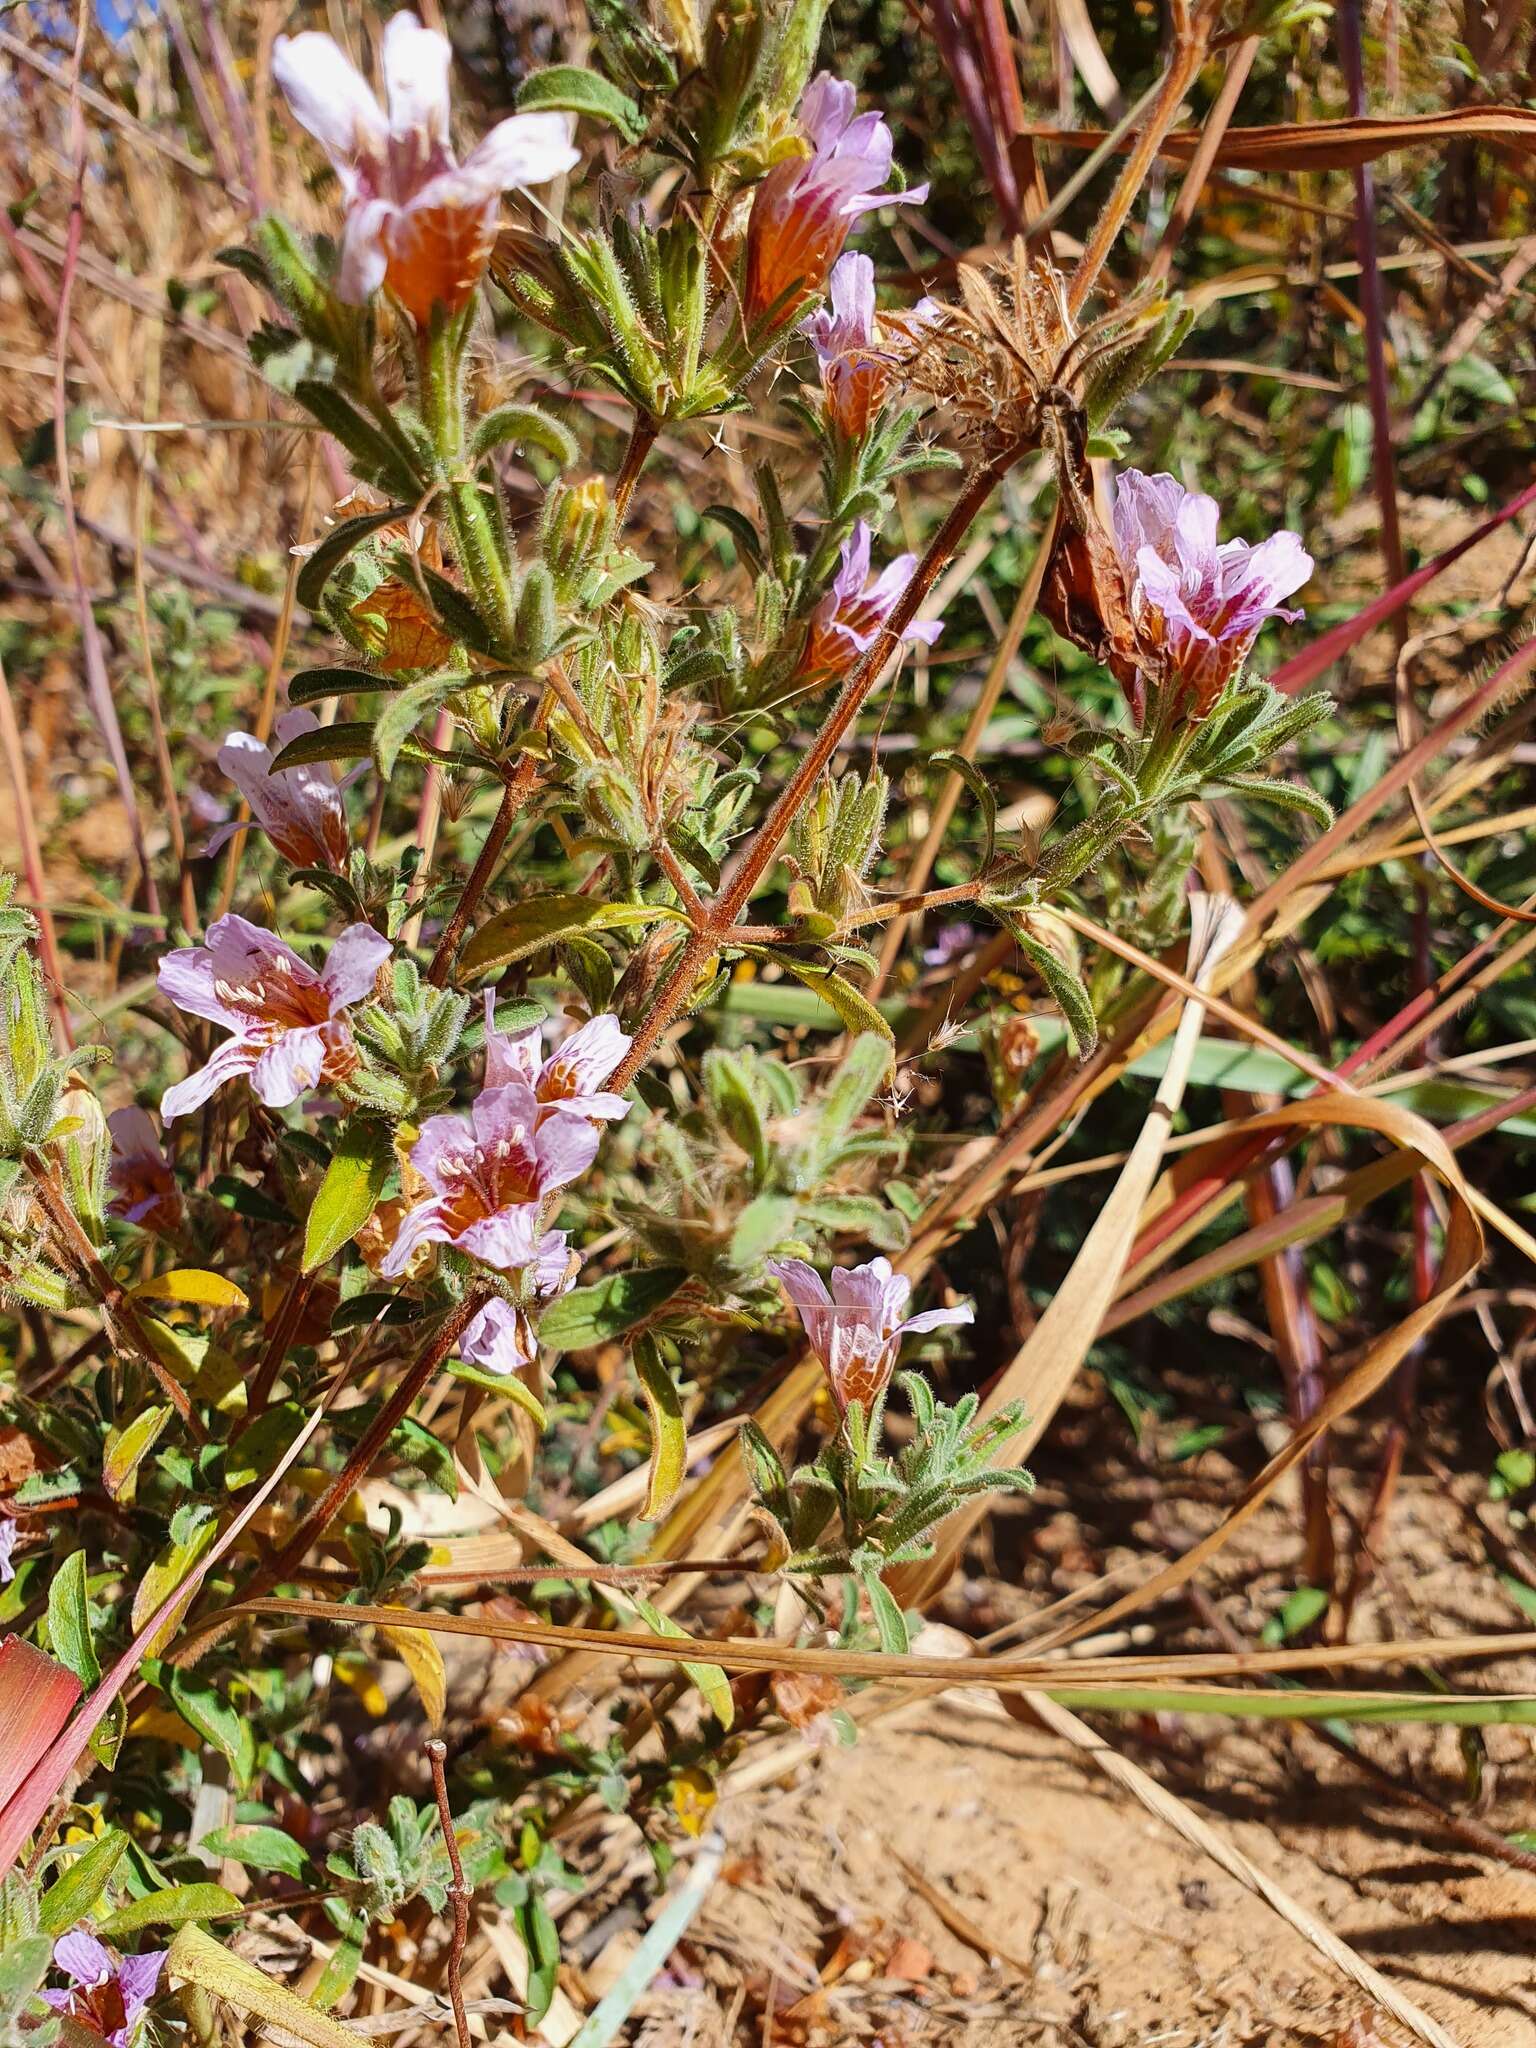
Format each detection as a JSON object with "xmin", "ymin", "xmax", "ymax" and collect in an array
[{"xmin": 0, "ymin": 1636, "xmax": 81, "ymax": 1816}]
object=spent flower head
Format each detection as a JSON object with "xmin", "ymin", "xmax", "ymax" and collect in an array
[
  {"xmin": 766, "ymin": 1254, "xmax": 973, "ymax": 1415},
  {"xmin": 744, "ymin": 73, "xmax": 927, "ymax": 333},
  {"xmin": 158, "ymin": 916, "xmax": 391, "ymax": 1121},
  {"xmin": 272, "ymin": 11, "xmax": 578, "ymax": 324}
]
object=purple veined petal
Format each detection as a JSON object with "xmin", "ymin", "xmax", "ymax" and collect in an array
[
  {"xmin": 116, "ymin": 1950, "xmax": 167, "ymax": 2025},
  {"xmin": 319, "ymin": 924, "xmax": 392, "ymax": 1009},
  {"xmin": 864, "ymin": 552, "xmax": 919, "ymax": 611},
  {"xmin": 381, "ymin": 10, "xmax": 453, "ymax": 149},
  {"xmin": 545, "ymin": 1014, "xmax": 631, "ymax": 1094},
  {"xmin": 906, "ymin": 615, "xmax": 943, "ymax": 649},
  {"xmin": 39, "ymin": 1990, "xmax": 70, "ymax": 2013},
  {"xmin": 458, "ymin": 1205, "xmax": 544, "ymax": 1273},
  {"xmin": 483, "ymin": 990, "xmax": 542, "ymax": 1091},
  {"xmin": 809, "ymin": 250, "xmax": 876, "ymax": 359},
  {"xmin": 217, "ymin": 729, "xmax": 278, "ymax": 809},
  {"xmin": 1240, "ymin": 529, "xmax": 1314, "ymax": 607},
  {"xmin": 199, "ymin": 819, "xmax": 251, "ymax": 860},
  {"xmin": 459, "ymin": 112, "xmax": 580, "ymax": 194},
  {"xmin": 467, "ymin": 1082, "xmax": 541, "ymax": 1161},
  {"xmin": 378, "ymin": 1200, "xmax": 452, "ymax": 1279},
  {"xmin": 1133, "ymin": 545, "xmax": 1201, "ymax": 635},
  {"xmin": 841, "ymin": 178, "xmax": 927, "ymax": 222},
  {"xmin": 833, "ymin": 520, "xmax": 873, "ymax": 603},
  {"xmin": 272, "ymin": 707, "xmax": 322, "ymax": 751},
  {"xmin": 530, "ymin": 1229, "xmax": 576, "ymax": 1299},
  {"xmin": 107, "ymin": 1106, "xmax": 160, "ymax": 1158},
  {"xmin": 0, "ymin": 1514, "xmax": 16, "ymax": 1585},
  {"xmin": 1111, "ymin": 469, "xmax": 1187, "ymax": 568},
  {"xmin": 157, "ymin": 945, "xmax": 246, "ymax": 1031},
  {"xmin": 1170, "ymin": 486, "xmax": 1222, "ymax": 575},
  {"xmin": 249, "ymin": 1027, "xmax": 331, "ymax": 1109},
  {"xmin": 829, "ymin": 1256, "xmax": 908, "ymax": 1332},
  {"xmin": 161, "ymin": 1037, "xmax": 258, "ymax": 1123},
  {"xmin": 900, "ymin": 1302, "xmax": 975, "ymax": 1337},
  {"xmin": 766, "ymin": 1257, "xmax": 836, "ymax": 1361},
  {"xmin": 458, "ymin": 1297, "xmax": 535, "ymax": 1375},
  {"xmin": 533, "ymin": 1111, "xmax": 602, "ymax": 1192},
  {"xmin": 272, "ymin": 32, "xmax": 387, "ymax": 169},
  {"xmin": 542, "ymin": 1090, "xmax": 630, "ymax": 1124},
  {"xmin": 52, "ymin": 1931, "xmax": 115, "ymax": 1988},
  {"xmin": 408, "ymin": 1110, "xmax": 477, "ymax": 1194},
  {"xmin": 205, "ymin": 914, "xmax": 315, "ymax": 987},
  {"xmin": 337, "ymin": 195, "xmax": 394, "ymax": 304},
  {"xmin": 798, "ymin": 72, "xmax": 858, "ymax": 149}
]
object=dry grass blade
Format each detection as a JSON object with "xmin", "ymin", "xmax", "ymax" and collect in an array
[
  {"xmin": 889, "ymin": 894, "xmax": 1245, "ymax": 1606},
  {"xmin": 1018, "ymin": 105, "xmax": 1536, "ymax": 169}
]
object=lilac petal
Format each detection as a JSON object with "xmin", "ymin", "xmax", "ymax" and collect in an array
[
  {"xmin": 217, "ymin": 730, "xmax": 277, "ymax": 808},
  {"xmin": 320, "ymin": 924, "xmax": 391, "ymax": 1009},
  {"xmin": 53, "ymin": 1931, "xmax": 114, "ymax": 1988},
  {"xmin": 381, "ymin": 11, "xmax": 452, "ymax": 147},
  {"xmin": 833, "ymin": 521, "xmax": 872, "ymax": 603},
  {"xmin": 798, "ymin": 72, "xmax": 857, "ymax": 149},
  {"xmin": 250, "ymin": 1027, "xmax": 330, "ymax": 1108},
  {"xmin": 161, "ymin": 1037, "xmax": 257, "ymax": 1123},
  {"xmin": 1111, "ymin": 469, "xmax": 1187, "ymax": 568},
  {"xmin": 40, "ymin": 1990, "xmax": 70, "ymax": 2012},
  {"xmin": 533, "ymin": 1112, "xmax": 601, "ymax": 1192},
  {"xmin": 116, "ymin": 1950, "xmax": 167, "ymax": 2024},
  {"xmin": 468, "ymin": 1082, "xmax": 541, "ymax": 1159},
  {"xmin": 273, "ymin": 31, "xmax": 386, "ymax": 168},
  {"xmin": 546, "ymin": 1090, "xmax": 630, "ymax": 1124},
  {"xmin": 408, "ymin": 1111, "xmax": 476, "ymax": 1194},
  {"xmin": 829, "ymin": 1257, "xmax": 907, "ymax": 1332},
  {"xmin": 379, "ymin": 1201, "xmax": 451, "ymax": 1279},
  {"xmin": 483, "ymin": 991, "xmax": 542, "ymax": 1090},
  {"xmin": 461, "ymin": 112, "xmax": 579, "ymax": 194},
  {"xmin": 1242, "ymin": 529, "xmax": 1313, "ymax": 606},
  {"xmin": 199, "ymin": 819, "xmax": 250, "ymax": 860},
  {"xmin": 337, "ymin": 196, "xmax": 394, "ymax": 304},
  {"xmin": 458, "ymin": 1205, "xmax": 544, "ymax": 1272},
  {"xmin": 900, "ymin": 1303, "xmax": 975, "ymax": 1337},
  {"xmin": 865, "ymin": 553, "xmax": 918, "ymax": 612},
  {"xmin": 157, "ymin": 946, "xmax": 244, "ymax": 1031},
  {"xmin": 107, "ymin": 1106, "xmax": 160, "ymax": 1159},
  {"xmin": 545, "ymin": 1014, "xmax": 630, "ymax": 1095},
  {"xmin": 531, "ymin": 1229, "xmax": 575, "ymax": 1299},
  {"xmin": 766, "ymin": 1257, "xmax": 836, "ymax": 1362},
  {"xmin": 0, "ymin": 1515, "xmax": 16, "ymax": 1585},
  {"xmin": 205, "ymin": 914, "xmax": 313, "ymax": 986},
  {"xmin": 458, "ymin": 1297, "xmax": 534, "ymax": 1375}
]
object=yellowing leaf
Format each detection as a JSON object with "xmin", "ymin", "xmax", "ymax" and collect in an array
[
  {"xmin": 333, "ymin": 1653, "xmax": 387, "ymax": 1717},
  {"xmin": 633, "ymin": 1335, "xmax": 686, "ymax": 1522},
  {"xmin": 128, "ymin": 1704, "xmax": 202, "ymax": 1748},
  {"xmin": 103, "ymin": 1404, "xmax": 173, "ymax": 1500},
  {"xmin": 377, "ymin": 1624, "xmax": 447, "ymax": 1731},
  {"xmin": 130, "ymin": 1270, "xmax": 249, "ymax": 1312}
]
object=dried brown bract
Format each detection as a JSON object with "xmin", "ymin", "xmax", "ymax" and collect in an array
[{"xmin": 889, "ymin": 240, "xmax": 1177, "ymax": 468}]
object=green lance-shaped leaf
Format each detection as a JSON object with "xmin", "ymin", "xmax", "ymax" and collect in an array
[
  {"xmin": 99, "ymin": 1885, "xmax": 241, "ymax": 1939},
  {"xmin": 200, "ymin": 1825, "xmax": 310, "ymax": 1881},
  {"xmin": 993, "ymin": 913, "xmax": 1100, "ymax": 1061},
  {"xmin": 39, "ymin": 1828, "xmax": 130, "ymax": 1935},
  {"xmin": 292, "ymin": 384, "xmax": 421, "ymax": 501},
  {"xmin": 516, "ymin": 64, "xmax": 647, "ymax": 142},
  {"xmin": 622, "ymin": 1594, "xmax": 734, "ymax": 1729},
  {"xmin": 167, "ymin": 1669, "xmax": 257, "ymax": 1788},
  {"xmin": 286, "ymin": 666, "xmax": 407, "ymax": 707},
  {"xmin": 167, "ymin": 1924, "xmax": 367, "ymax": 2048},
  {"xmin": 632, "ymin": 1333, "xmax": 686, "ymax": 1520},
  {"xmin": 929, "ymin": 750, "xmax": 997, "ymax": 871},
  {"xmin": 471, "ymin": 403, "xmax": 580, "ymax": 468},
  {"xmin": 460, "ymin": 893, "xmax": 686, "ymax": 974},
  {"xmin": 303, "ymin": 1119, "xmax": 394, "ymax": 1273},
  {"xmin": 780, "ymin": 960, "xmax": 895, "ymax": 1048},
  {"xmin": 294, "ymin": 502, "xmax": 414, "ymax": 612},
  {"xmin": 47, "ymin": 1549, "xmax": 100, "ymax": 1688},
  {"xmin": 538, "ymin": 1265, "xmax": 687, "ymax": 1353}
]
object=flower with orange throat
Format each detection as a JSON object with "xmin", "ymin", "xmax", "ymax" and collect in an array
[
  {"xmin": 273, "ymin": 12, "xmax": 578, "ymax": 326},
  {"xmin": 744, "ymin": 73, "xmax": 926, "ymax": 334},
  {"xmin": 798, "ymin": 521, "xmax": 942, "ymax": 686},
  {"xmin": 803, "ymin": 252, "xmax": 939, "ymax": 440}
]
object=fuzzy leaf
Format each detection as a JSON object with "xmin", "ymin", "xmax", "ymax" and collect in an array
[
  {"xmin": 129, "ymin": 1269, "xmax": 248, "ymax": 1311},
  {"xmin": 295, "ymin": 502, "xmax": 412, "ymax": 610},
  {"xmin": 39, "ymin": 1828, "xmax": 130, "ymax": 1935},
  {"xmin": 781, "ymin": 962, "xmax": 894, "ymax": 1048},
  {"xmin": 303, "ymin": 1121, "xmax": 393, "ymax": 1274},
  {"xmin": 286, "ymin": 666, "xmax": 403, "ymax": 706},
  {"xmin": 200, "ymin": 1825, "xmax": 309, "ymax": 1880},
  {"xmin": 102, "ymin": 1404, "xmax": 173, "ymax": 1500},
  {"xmin": 461, "ymin": 893, "xmax": 685, "ymax": 973},
  {"xmin": 98, "ymin": 1885, "xmax": 240, "ymax": 1937},
  {"xmin": 632, "ymin": 1334, "xmax": 686, "ymax": 1521},
  {"xmin": 538, "ymin": 1266, "xmax": 686, "ymax": 1352},
  {"xmin": 516, "ymin": 64, "xmax": 646, "ymax": 142}
]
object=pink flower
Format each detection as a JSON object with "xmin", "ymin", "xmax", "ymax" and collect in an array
[
  {"xmin": 210, "ymin": 710, "xmax": 350, "ymax": 872},
  {"xmin": 158, "ymin": 916, "xmax": 391, "ymax": 1122},
  {"xmin": 381, "ymin": 1085, "xmax": 599, "ymax": 1279},
  {"xmin": 107, "ymin": 1108, "xmax": 183, "ymax": 1235},
  {"xmin": 482, "ymin": 994, "xmax": 632, "ymax": 1124},
  {"xmin": 1112, "ymin": 470, "xmax": 1313, "ymax": 721},
  {"xmin": 0, "ymin": 1514, "xmax": 16, "ymax": 1585},
  {"xmin": 457, "ymin": 1236, "xmax": 575, "ymax": 1376},
  {"xmin": 803, "ymin": 252, "xmax": 938, "ymax": 440},
  {"xmin": 766, "ymin": 1255, "xmax": 973, "ymax": 1416},
  {"xmin": 42, "ymin": 1933, "xmax": 166, "ymax": 2048},
  {"xmin": 799, "ymin": 521, "xmax": 942, "ymax": 685},
  {"xmin": 273, "ymin": 12, "xmax": 578, "ymax": 326},
  {"xmin": 745, "ymin": 73, "xmax": 927, "ymax": 332}
]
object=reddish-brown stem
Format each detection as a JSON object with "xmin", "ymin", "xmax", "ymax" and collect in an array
[
  {"xmin": 26, "ymin": 1156, "xmax": 202, "ymax": 1436},
  {"xmin": 427, "ymin": 766, "xmax": 532, "ymax": 988},
  {"xmin": 246, "ymin": 1270, "xmax": 317, "ymax": 1417},
  {"xmin": 425, "ymin": 1740, "xmax": 472, "ymax": 2048},
  {"xmin": 611, "ymin": 444, "xmax": 1029, "ymax": 1089},
  {"xmin": 612, "ymin": 415, "xmax": 659, "ymax": 523},
  {"xmin": 1066, "ymin": 7, "xmax": 1211, "ymax": 316}
]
